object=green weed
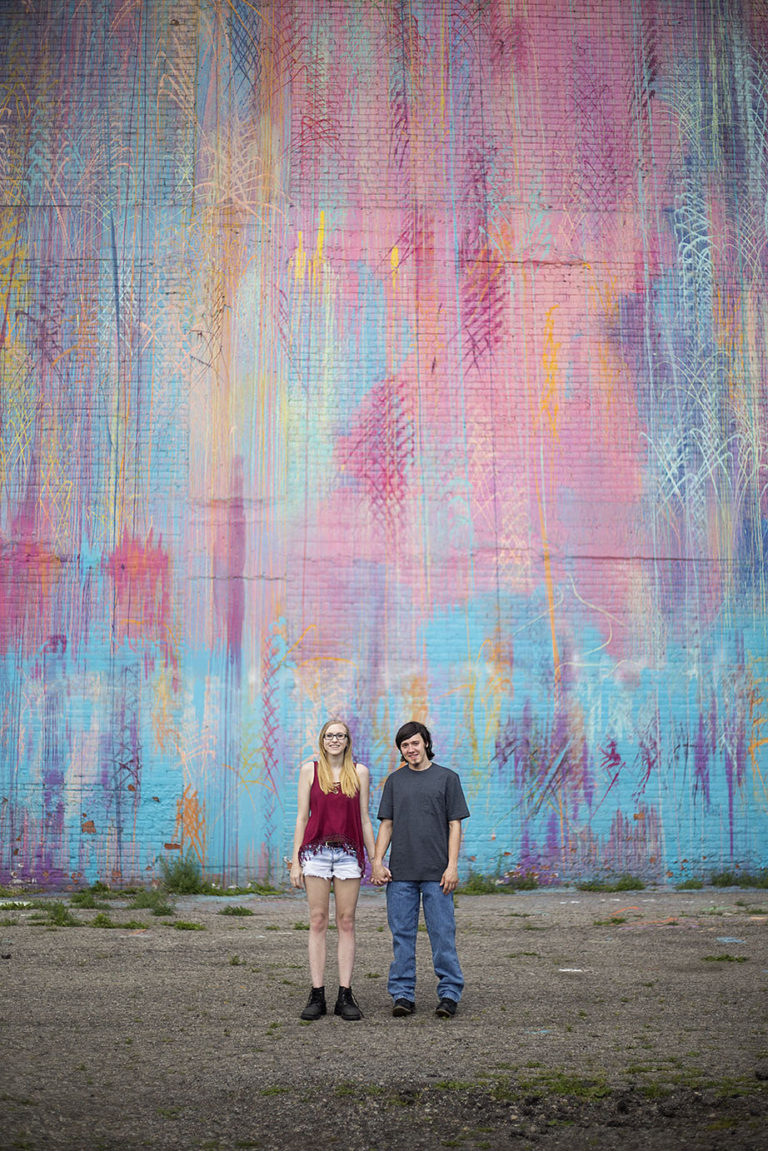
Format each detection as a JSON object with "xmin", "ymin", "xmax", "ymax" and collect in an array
[
  {"xmin": 702, "ymin": 954, "xmax": 748, "ymax": 963},
  {"xmin": 128, "ymin": 890, "xmax": 174, "ymax": 916},
  {"xmin": 710, "ymin": 870, "xmax": 768, "ymax": 889},
  {"xmin": 519, "ymin": 1070, "xmax": 612, "ymax": 1100},
  {"xmin": 218, "ymin": 905, "xmax": 254, "ymax": 917},
  {"xmin": 675, "ymin": 878, "xmax": 704, "ymax": 890},
  {"xmin": 576, "ymin": 875, "xmax": 646, "ymax": 892},
  {"xmin": 171, "ymin": 921, "xmax": 206, "ymax": 931},
  {"xmin": 457, "ymin": 871, "xmax": 507, "ymax": 894},
  {"xmin": 90, "ymin": 913, "xmax": 147, "ymax": 930},
  {"xmin": 69, "ymin": 890, "xmax": 111, "ymax": 909},
  {"xmin": 159, "ymin": 852, "xmax": 205, "ymax": 894},
  {"xmin": 31, "ymin": 901, "xmax": 79, "ymax": 927}
]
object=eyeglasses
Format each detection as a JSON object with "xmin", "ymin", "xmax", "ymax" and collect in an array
[{"xmin": 324, "ymin": 732, "xmax": 347, "ymax": 742}]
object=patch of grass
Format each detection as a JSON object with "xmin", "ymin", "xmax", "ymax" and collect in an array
[
  {"xmin": 89, "ymin": 913, "xmax": 115, "ymax": 928},
  {"xmin": 30, "ymin": 901, "xmax": 80, "ymax": 927},
  {"xmin": 171, "ymin": 920, "xmax": 206, "ymax": 931},
  {"xmin": 293, "ymin": 922, "xmax": 309, "ymax": 930},
  {"xmin": 230, "ymin": 955, "xmax": 245, "ymax": 965},
  {"xmin": 160, "ymin": 852, "xmax": 206, "ymax": 894},
  {"xmin": 259, "ymin": 1086, "xmax": 289, "ymax": 1096},
  {"xmin": 457, "ymin": 871, "xmax": 507, "ymax": 895},
  {"xmin": 502, "ymin": 872, "xmax": 539, "ymax": 890},
  {"xmin": 158, "ymin": 855, "xmax": 284, "ymax": 897},
  {"xmin": 702, "ymin": 954, "xmax": 748, "ymax": 963},
  {"xmin": 205, "ymin": 882, "xmax": 283, "ymax": 897},
  {"xmin": 69, "ymin": 890, "xmax": 111, "ymax": 909},
  {"xmin": 576, "ymin": 875, "xmax": 646, "ymax": 892},
  {"xmin": 128, "ymin": 890, "xmax": 174, "ymax": 916},
  {"xmin": 594, "ymin": 916, "xmax": 627, "ymax": 925},
  {"xmin": 675, "ymin": 878, "xmax": 704, "ymax": 890},
  {"xmin": 711, "ymin": 869, "xmax": 768, "ymax": 889},
  {"xmin": 518, "ymin": 1070, "xmax": 612, "ymax": 1101},
  {"xmin": 218, "ymin": 905, "xmax": 254, "ymax": 917},
  {"xmin": 90, "ymin": 914, "xmax": 148, "ymax": 930},
  {"xmin": 88, "ymin": 882, "xmax": 124, "ymax": 900}
]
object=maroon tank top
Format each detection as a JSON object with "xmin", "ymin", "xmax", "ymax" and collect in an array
[{"xmin": 299, "ymin": 763, "xmax": 366, "ymax": 872}]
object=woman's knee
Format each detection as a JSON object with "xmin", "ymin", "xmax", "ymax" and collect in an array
[
  {"xmin": 335, "ymin": 909, "xmax": 356, "ymax": 935},
  {"xmin": 308, "ymin": 909, "xmax": 329, "ymax": 932}
]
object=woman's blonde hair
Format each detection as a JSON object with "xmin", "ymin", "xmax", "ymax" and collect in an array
[{"xmin": 317, "ymin": 719, "xmax": 359, "ymax": 796}]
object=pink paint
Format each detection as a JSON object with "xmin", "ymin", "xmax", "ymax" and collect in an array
[
  {"xmin": 211, "ymin": 456, "xmax": 245, "ymax": 674},
  {"xmin": 104, "ymin": 528, "xmax": 172, "ymax": 670}
]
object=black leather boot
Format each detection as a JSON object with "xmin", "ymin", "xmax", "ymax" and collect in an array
[
  {"xmin": 334, "ymin": 986, "xmax": 362, "ymax": 1020},
  {"xmin": 300, "ymin": 986, "xmax": 327, "ymax": 1020}
]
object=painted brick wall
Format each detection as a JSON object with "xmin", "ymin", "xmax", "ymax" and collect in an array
[{"xmin": 1, "ymin": 0, "xmax": 767, "ymax": 888}]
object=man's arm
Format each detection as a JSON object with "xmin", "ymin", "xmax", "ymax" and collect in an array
[
  {"xmin": 372, "ymin": 819, "xmax": 393, "ymax": 885},
  {"xmin": 439, "ymin": 819, "xmax": 463, "ymax": 893}
]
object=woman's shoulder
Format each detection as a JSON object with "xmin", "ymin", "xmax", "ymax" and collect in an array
[
  {"xmin": 354, "ymin": 761, "xmax": 369, "ymax": 777},
  {"xmin": 299, "ymin": 758, "xmax": 317, "ymax": 775}
]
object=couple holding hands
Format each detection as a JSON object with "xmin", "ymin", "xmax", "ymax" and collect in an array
[{"xmin": 290, "ymin": 719, "xmax": 470, "ymax": 1022}]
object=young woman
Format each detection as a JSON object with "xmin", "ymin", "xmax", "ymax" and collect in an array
[{"xmin": 290, "ymin": 719, "xmax": 375, "ymax": 1020}]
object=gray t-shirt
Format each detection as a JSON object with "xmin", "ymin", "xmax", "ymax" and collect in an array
[{"xmin": 377, "ymin": 762, "xmax": 470, "ymax": 881}]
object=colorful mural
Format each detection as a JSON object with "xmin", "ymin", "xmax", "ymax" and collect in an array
[{"xmin": 1, "ymin": 0, "xmax": 767, "ymax": 888}]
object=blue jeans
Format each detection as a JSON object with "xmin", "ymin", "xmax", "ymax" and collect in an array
[{"xmin": 386, "ymin": 881, "xmax": 464, "ymax": 1003}]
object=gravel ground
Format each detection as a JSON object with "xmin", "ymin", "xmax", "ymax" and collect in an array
[{"xmin": 1, "ymin": 885, "xmax": 767, "ymax": 1149}]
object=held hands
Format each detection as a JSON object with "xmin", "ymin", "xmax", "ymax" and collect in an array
[{"xmin": 371, "ymin": 860, "xmax": 392, "ymax": 886}]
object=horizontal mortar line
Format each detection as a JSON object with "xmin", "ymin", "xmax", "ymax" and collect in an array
[
  {"xmin": 564, "ymin": 554, "xmax": 744, "ymax": 564},
  {"xmin": 188, "ymin": 574, "xmax": 287, "ymax": 581}
]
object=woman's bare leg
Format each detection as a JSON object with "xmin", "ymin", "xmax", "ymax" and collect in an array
[
  {"xmin": 333, "ymin": 877, "xmax": 361, "ymax": 987},
  {"xmin": 304, "ymin": 876, "xmax": 331, "ymax": 986}
]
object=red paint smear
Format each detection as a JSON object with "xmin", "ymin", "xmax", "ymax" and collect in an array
[{"xmin": 104, "ymin": 529, "xmax": 173, "ymax": 670}]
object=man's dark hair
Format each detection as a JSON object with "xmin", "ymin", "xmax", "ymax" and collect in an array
[{"xmin": 395, "ymin": 721, "xmax": 434, "ymax": 759}]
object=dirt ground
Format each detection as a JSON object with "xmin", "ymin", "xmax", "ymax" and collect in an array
[{"xmin": 1, "ymin": 885, "xmax": 767, "ymax": 1150}]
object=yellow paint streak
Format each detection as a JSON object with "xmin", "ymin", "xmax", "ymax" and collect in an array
[
  {"xmin": 294, "ymin": 229, "xmax": 306, "ymax": 281},
  {"xmin": 391, "ymin": 245, "xmax": 399, "ymax": 292},
  {"xmin": 312, "ymin": 210, "xmax": 325, "ymax": 286},
  {"xmin": 537, "ymin": 307, "xmax": 562, "ymax": 685}
]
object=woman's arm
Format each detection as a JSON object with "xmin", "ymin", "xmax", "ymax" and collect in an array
[
  {"xmin": 355, "ymin": 763, "xmax": 376, "ymax": 865},
  {"xmin": 290, "ymin": 761, "xmax": 314, "ymax": 889}
]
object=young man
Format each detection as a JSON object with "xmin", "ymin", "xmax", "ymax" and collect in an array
[{"xmin": 372, "ymin": 721, "xmax": 470, "ymax": 1018}]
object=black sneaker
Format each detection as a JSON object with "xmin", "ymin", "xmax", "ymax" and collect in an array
[
  {"xmin": 334, "ymin": 986, "xmax": 363, "ymax": 1021},
  {"xmin": 300, "ymin": 986, "xmax": 327, "ymax": 1020},
  {"xmin": 392, "ymin": 998, "xmax": 415, "ymax": 1017},
  {"xmin": 435, "ymin": 998, "xmax": 457, "ymax": 1018}
]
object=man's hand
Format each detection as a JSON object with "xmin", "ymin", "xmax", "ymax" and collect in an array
[
  {"xmin": 439, "ymin": 864, "xmax": 459, "ymax": 893},
  {"xmin": 371, "ymin": 860, "xmax": 392, "ymax": 886}
]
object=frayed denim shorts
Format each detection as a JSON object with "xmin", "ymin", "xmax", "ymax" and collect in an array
[{"xmin": 301, "ymin": 844, "xmax": 362, "ymax": 880}]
